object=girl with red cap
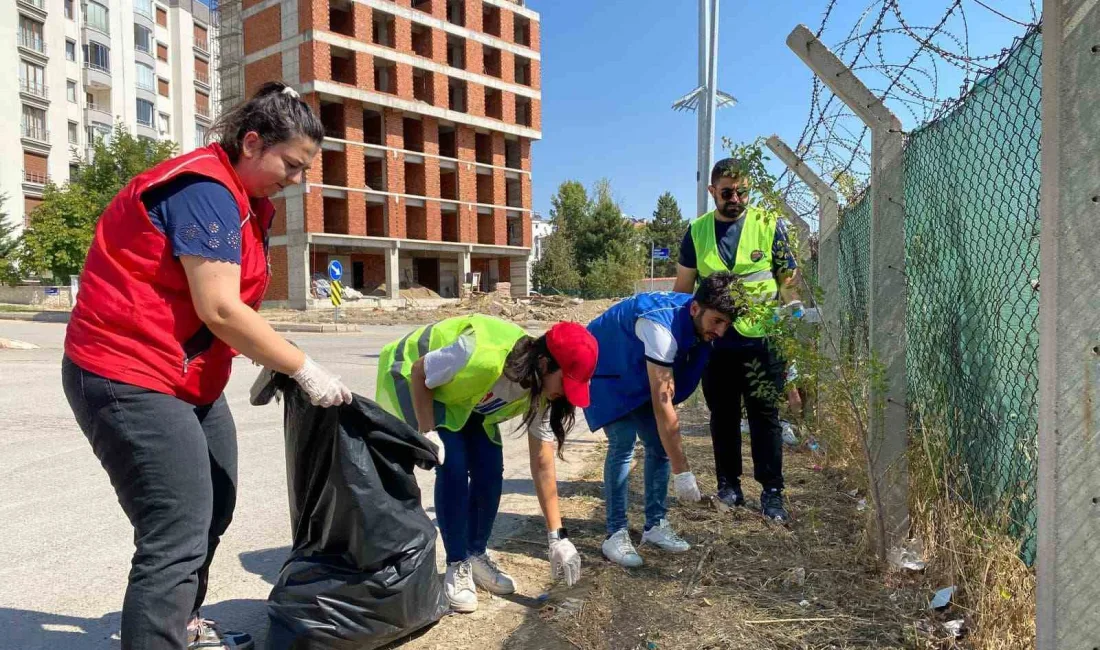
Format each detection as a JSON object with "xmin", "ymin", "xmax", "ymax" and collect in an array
[{"xmin": 376, "ymin": 316, "xmax": 597, "ymax": 613}]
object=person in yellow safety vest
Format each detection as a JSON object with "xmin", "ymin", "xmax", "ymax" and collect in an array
[
  {"xmin": 376, "ymin": 316, "xmax": 598, "ymax": 614},
  {"xmin": 673, "ymin": 157, "xmax": 803, "ymax": 523}
]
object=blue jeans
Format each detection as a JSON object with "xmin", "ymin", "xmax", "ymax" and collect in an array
[
  {"xmin": 603, "ymin": 403, "xmax": 670, "ymax": 536},
  {"xmin": 434, "ymin": 414, "xmax": 504, "ymax": 564}
]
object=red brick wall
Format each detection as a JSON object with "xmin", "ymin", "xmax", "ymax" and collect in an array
[
  {"xmin": 270, "ymin": 197, "xmax": 287, "ymax": 236},
  {"xmin": 299, "ymin": 0, "xmax": 328, "ymax": 32},
  {"xmin": 350, "ymin": 253, "xmax": 386, "ymax": 291},
  {"xmin": 457, "ymin": 126, "xmax": 478, "ymax": 243},
  {"xmin": 266, "ymin": 245, "xmax": 289, "ymax": 301},
  {"xmin": 244, "ymin": 54, "xmax": 282, "ymax": 97},
  {"xmin": 383, "ymin": 109, "xmax": 407, "ymax": 238},
  {"xmin": 243, "ymin": 5, "xmax": 280, "ymax": 54},
  {"xmin": 345, "ymin": 101, "xmax": 367, "ymax": 235},
  {"xmin": 301, "ymin": 41, "xmax": 330, "ymax": 84},
  {"xmin": 498, "ymin": 257, "xmax": 511, "ymax": 281}
]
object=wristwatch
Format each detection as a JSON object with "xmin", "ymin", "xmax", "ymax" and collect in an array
[{"xmin": 547, "ymin": 527, "xmax": 569, "ymax": 543}]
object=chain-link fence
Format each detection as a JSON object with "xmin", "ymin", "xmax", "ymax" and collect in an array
[
  {"xmin": 831, "ymin": 28, "xmax": 1042, "ymax": 562},
  {"xmin": 836, "ymin": 192, "xmax": 871, "ymax": 361}
]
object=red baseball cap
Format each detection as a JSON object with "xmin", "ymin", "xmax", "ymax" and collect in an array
[{"xmin": 545, "ymin": 321, "xmax": 598, "ymax": 408}]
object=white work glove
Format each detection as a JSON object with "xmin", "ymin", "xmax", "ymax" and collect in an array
[
  {"xmin": 548, "ymin": 536, "xmax": 581, "ymax": 586},
  {"xmin": 672, "ymin": 471, "xmax": 702, "ymax": 502},
  {"xmin": 422, "ymin": 430, "xmax": 445, "ymax": 465},
  {"xmin": 291, "ymin": 356, "xmax": 353, "ymax": 407}
]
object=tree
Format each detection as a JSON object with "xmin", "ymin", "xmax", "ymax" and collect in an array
[
  {"xmin": 19, "ymin": 123, "xmax": 176, "ymax": 281},
  {"xmin": 532, "ymin": 181, "xmax": 588, "ymax": 294},
  {"xmin": 0, "ymin": 195, "xmax": 21, "ymax": 285},
  {"xmin": 574, "ymin": 179, "xmax": 639, "ymax": 276},
  {"xmin": 644, "ymin": 192, "xmax": 686, "ymax": 278}
]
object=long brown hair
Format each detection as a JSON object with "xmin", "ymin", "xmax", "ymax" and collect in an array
[{"xmin": 503, "ymin": 334, "xmax": 575, "ymax": 458}]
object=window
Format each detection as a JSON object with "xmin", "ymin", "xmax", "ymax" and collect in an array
[
  {"xmin": 158, "ymin": 112, "xmax": 170, "ymax": 135},
  {"xmin": 19, "ymin": 17, "xmax": 45, "ymax": 53},
  {"xmin": 69, "ymin": 121, "xmax": 79, "ymax": 144},
  {"xmin": 64, "ymin": 0, "xmax": 74, "ymax": 20},
  {"xmin": 156, "ymin": 6, "xmax": 168, "ymax": 27},
  {"xmin": 22, "ymin": 106, "xmax": 47, "ymax": 141},
  {"xmin": 87, "ymin": 122, "xmax": 110, "ymax": 147},
  {"xmin": 158, "ymin": 77, "xmax": 169, "ymax": 97},
  {"xmin": 84, "ymin": 42, "xmax": 110, "ymax": 71},
  {"xmin": 85, "ymin": 1, "xmax": 110, "ymax": 34},
  {"xmin": 134, "ymin": 0, "xmax": 153, "ymax": 18},
  {"xmin": 157, "ymin": 42, "xmax": 168, "ymax": 61},
  {"xmin": 195, "ymin": 124, "xmax": 206, "ymax": 149},
  {"xmin": 19, "ymin": 61, "xmax": 46, "ymax": 96},
  {"xmin": 136, "ymin": 99, "xmax": 155, "ymax": 127},
  {"xmin": 67, "ymin": 80, "xmax": 78, "ymax": 103},
  {"xmin": 134, "ymin": 25, "xmax": 152, "ymax": 54},
  {"xmin": 66, "ymin": 39, "xmax": 77, "ymax": 61},
  {"xmin": 136, "ymin": 63, "xmax": 155, "ymax": 91}
]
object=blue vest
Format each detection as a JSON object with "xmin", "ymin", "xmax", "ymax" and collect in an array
[{"xmin": 583, "ymin": 292, "xmax": 711, "ymax": 432}]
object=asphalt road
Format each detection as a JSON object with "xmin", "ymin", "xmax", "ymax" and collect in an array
[{"xmin": 0, "ymin": 321, "xmax": 601, "ymax": 649}]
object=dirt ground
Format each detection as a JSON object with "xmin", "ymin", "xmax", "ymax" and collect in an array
[
  {"xmin": 386, "ymin": 404, "xmax": 962, "ymax": 650},
  {"xmin": 263, "ymin": 294, "xmax": 619, "ymax": 327}
]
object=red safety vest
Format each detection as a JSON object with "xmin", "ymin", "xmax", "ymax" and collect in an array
[{"xmin": 65, "ymin": 143, "xmax": 274, "ymax": 405}]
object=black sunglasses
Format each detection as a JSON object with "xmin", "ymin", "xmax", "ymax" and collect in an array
[{"xmin": 720, "ymin": 187, "xmax": 750, "ymax": 201}]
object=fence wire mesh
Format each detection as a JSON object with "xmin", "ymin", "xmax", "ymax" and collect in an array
[
  {"xmin": 836, "ymin": 192, "xmax": 872, "ymax": 361},
  {"xmin": 901, "ymin": 27, "xmax": 1041, "ymax": 563}
]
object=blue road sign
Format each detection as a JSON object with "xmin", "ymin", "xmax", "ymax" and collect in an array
[
  {"xmin": 328, "ymin": 260, "xmax": 343, "ymax": 282},
  {"xmin": 652, "ymin": 247, "xmax": 670, "ymax": 260}
]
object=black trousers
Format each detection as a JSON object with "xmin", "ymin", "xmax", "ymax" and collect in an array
[
  {"xmin": 62, "ymin": 357, "xmax": 238, "ymax": 650},
  {"xmin": 701, "ymin": 340, "xmax": 786, "ymax": 492}
]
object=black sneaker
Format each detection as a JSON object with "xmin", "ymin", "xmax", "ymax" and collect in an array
[
  {"xmin": 760, "ymin": 488, "xmax": 789, "ymax": 523},
  {"xmin": 717, "ymin": 484, "xmax": 745, "ymax": 508}
]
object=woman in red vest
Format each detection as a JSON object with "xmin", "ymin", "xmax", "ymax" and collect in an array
[{"xmin": 62, "ymin": 82, "xmax": 352, "ymax": 650}]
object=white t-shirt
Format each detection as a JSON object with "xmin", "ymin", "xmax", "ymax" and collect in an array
[
  {"xmin": 422, "ymin": 329, "xmax": 555, "ymax": 442},
  {"xmin": 635, "ymin": 318, "xmax": 678, "ymax": 366}
]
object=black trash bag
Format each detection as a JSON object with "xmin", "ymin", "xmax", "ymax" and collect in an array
[{"xmin": 250, "ymin": 369, "xmax": 448, "ymax": 650}]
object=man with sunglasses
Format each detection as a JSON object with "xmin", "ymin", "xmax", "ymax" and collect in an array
[{"xmin": 672, "ymin": 158, "xmax": 800, "ymax": 523}]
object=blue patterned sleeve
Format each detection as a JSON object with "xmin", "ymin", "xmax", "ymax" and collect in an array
[{"xmin": 144, "ymin": 175, "xmax": 242, "ymax": 264}]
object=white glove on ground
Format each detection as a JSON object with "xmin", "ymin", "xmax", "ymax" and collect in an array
[
  {"xmin": 673, "ymin": 471, "xmax": 702, "ymax": 502},
  {"xmin": 291, "ymin": 356, "xmax": 353, "ymax": 408},
  {"xmin": 423, "ymin": 430, "xmax": 445, "ymax": 465},
  {"xmin": 549, "ymin": 537, "xmax": 581, "ymax": 586}
]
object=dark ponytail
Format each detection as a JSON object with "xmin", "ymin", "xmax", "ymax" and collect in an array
[
  {"xmin": 208, "ymin": 81, "xmax": 325, "ymax": 163},
  {"xmin": 503, "ymin": 335, "xmax": 576, "ymax": 459}
]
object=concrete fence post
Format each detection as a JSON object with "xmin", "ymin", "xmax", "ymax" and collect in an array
[
  {"xmin": 1036, "ymin": 1, "xmax": 1100, "ymax": 646},
  {"xmin": 785, "ymin": 25, "xmax": 909, "ymax": 557}
]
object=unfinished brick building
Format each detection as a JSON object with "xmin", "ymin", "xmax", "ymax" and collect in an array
[{"xmin": 239, "ymin": 0, "xmax": 540, "ymax": 306}]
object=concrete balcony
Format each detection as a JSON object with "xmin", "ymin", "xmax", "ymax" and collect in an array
[
  {"xmin": 17, "ymin": 0, "xmax": 48, "ymax": 21},
  {"xmin": 85, "ymin": 102, "xmax": 112, "ymax": 125},
  {"xmin": 83, "ymin": 62, "xmax": 112, "ymax": 89},
  {"xmin": 19, "ymin": 80, "xmax": 49, "ymax": 108},
  {"xmin": 17, "ymin": 33, "xmax": 48, "ymax": 62},
  {"xmin": 21, "ymin": 125, "xmax": 51, "ymax": 155}
]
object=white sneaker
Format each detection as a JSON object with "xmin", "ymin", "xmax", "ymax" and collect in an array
[
  {"xmin": 602, "ymin": 528, "xmax": 643, "ymax": 568},
  {"xmin": 640, "ymin": 518, "xmax": 691, "ymax": 553},
  {"xmin": 470, "ymin": 552, "xmax": 515, "ymax": 595},
  {"xmin": 781, "ymin": 420, "xmax": 799, "ymax": 446},
  {"xmin": 444, "ymin": 560, "xmax": 478, "ymax": 613}
]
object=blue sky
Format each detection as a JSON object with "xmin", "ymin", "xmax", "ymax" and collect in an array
[{"xmin": 531, "ymin": 0, "xmax": 1035, "ymax": 223}]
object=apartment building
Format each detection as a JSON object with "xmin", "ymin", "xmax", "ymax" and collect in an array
[
  {"xmin": 235, "ymin": 0, "xmax": 541, "ymax": 307},
  {"xmin": 1, "ymin": 0, "xmax": 219, "ymax": 233}
]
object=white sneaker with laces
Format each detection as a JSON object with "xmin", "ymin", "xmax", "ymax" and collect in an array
[
  {"xmin": 444, "ymin": 560, "xmax": 478, "ymax": 613},
  {"xmin": 470, "ymin": 552, "xmax": 516, "ymax": 595},
  {"xmin": 640, "ymin": 518, "xmax": 691, "ymax": 553},
  {"xmin": 601, "ymin": 528, "xmax": 643, "ymax": 568}
]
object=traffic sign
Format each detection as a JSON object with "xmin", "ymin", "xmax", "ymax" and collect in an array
[
  {"xmin": 328, "ymin": 260, "xmax": 343, "ymax": 282},
  {"xmin": 330, "ymin": 280, "xmax": 343, "ymax": 307},
  {"xmin": 651, "ymin": 247, "xmax": 670, "ymax": 260}
]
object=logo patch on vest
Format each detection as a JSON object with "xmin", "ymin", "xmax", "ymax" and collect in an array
[{"xmin": 750, "ymin": 250, "xmax": 765, "ymax": 262}]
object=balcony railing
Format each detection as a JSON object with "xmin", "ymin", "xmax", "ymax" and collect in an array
[
  {"xmin": 18, "ymin": 33, "xmax": 47, "ymax": 54},
  {"xmin": 195, "ymin": 105, "xmax": 211, "ymax": 118},
  {"xmin": 22, "ymin": 125, "xmax": 50, "ymax": 143},
  {"xmin": 19, "ymin": 80, "xmax": 48, "ymax": 98},
  {"xmin": 194, "ymin": 37, "xmax": 209, "ymax": 54},
  {"xmin": 23, "ymin": 169, "xmax": 49, "ymax": 185},
  {"xmin": 195, "ymin": 70, "xmax": 210, "ymax": 86},
  {"xmin": 137, "ymin": 116, "xmax": 154, "ymax": 128},
  {"xmin": 84, "ymin": 61, "xmax": 111, "ymax": 74}
]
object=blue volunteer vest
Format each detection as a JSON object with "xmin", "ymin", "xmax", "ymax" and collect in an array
[{"xmin": 583, "ymin": 292, "xmax": 710, "ymax": 432}]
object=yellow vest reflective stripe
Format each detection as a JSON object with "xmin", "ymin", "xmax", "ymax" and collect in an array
[
  {"xmin": 690, "ymin": 207, "xmax": 780, "ymax": 338},
  {"xmin": 375, "ymin": 314, "xmax": 530, "ymax": 443}
]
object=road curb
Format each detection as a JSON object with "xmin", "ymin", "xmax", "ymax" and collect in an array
[
  {"xmin": 0, "ymin": 311, "xmax": 71, "ymax": 323},
  {"xmin": 270, "ymin": 322, "xmax": 362, "ymax": 333}
]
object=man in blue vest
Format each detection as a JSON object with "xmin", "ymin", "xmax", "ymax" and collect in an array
[
  {"xmin": 673, "ymin": 157, "xmax": 802, "ymax": 523},
  {"xmin": 584, "ymin": 272, "xmax": 745, "ymax": 567}
]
